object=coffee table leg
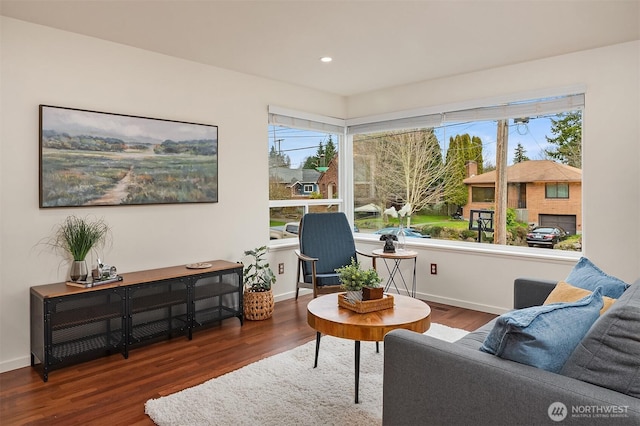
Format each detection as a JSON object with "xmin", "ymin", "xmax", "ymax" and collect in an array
[
  {"xmin": 314, "ymin": 332, "xmax": 321, "ymax": 368},
  {"xmin": 355, "ymin": 340, "xmax": 361, "ymax": 404}
]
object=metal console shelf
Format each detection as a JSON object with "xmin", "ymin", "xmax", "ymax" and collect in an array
[{"xmin": 30, "ymin": 260, "xmax": 243, "ymax": 382}]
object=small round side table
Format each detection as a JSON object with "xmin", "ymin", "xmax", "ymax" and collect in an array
[{"xmin": 372, "ymin": 248, "xmax": 418, "ymax": 297}]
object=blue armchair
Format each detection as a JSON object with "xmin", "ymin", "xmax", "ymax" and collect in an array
[{"xmin": 295, "ymin": 212, "xmax": 376, "ymax": 299}]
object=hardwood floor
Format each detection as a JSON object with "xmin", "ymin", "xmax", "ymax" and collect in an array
[{"xmin": 0, "ymin": 295, "xmax": 496, "ymax": 425}]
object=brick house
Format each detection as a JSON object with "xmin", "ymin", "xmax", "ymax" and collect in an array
[
  {"xmin": 462, "ymin": 160, "xmax": 582, "ymax": 234},
  {"xmin": 317, "ymin": 155, "xmax": 338, "ymax": 199}
]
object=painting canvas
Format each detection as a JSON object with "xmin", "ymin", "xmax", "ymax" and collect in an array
[{"xmin": 39, "ymin": 105, "xmax": 218, "ymax": 207}]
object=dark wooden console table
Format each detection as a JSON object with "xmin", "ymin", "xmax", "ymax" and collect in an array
[{"xmin": 30, "ymin": 260, "xmax": 243, "ymax": 382}]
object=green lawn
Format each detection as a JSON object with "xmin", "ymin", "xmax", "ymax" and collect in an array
[{"xmin": 356, "ymin": 215, "xmax": 470, "ymax": 231}]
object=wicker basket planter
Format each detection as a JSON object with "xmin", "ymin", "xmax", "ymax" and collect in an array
[{"xmin": 244, "ymin": 289, "xmax": 274, "ymax": 320}]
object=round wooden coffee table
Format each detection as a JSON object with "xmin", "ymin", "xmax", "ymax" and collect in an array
[{"xmin": 307, "ymin": 293, "xmax": 431, "ymax": 403}]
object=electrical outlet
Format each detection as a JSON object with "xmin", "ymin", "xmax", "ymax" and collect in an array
[
  {"xmin": 430, "ymin": 263, "xmax": 437, "ymax": 275},
  {"xmin": 278, "ymin": 263, "xmax": 285, "ymax": 274}
]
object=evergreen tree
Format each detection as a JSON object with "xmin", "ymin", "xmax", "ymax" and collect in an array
[
  {"xmin": 443, "ymin": 133, "xmax": 485, "ymax": 207},
  {"xmin": 444, "ymin": 135, "xmax": 468, "ymax": 207},
  {"xmin": 324, "ymin": 136, "xmax": 337, "ymax": 162},
  {"xmin": 513, "ymin": 143, "xmax": 529, "ymax": 163},
  {"xmin": 545, "ymin": 111, "xmax": 582, "ymax": 168},
  {"xmin": 303, "ymin": 136, "xmax": 338, "ymax": 169},
  {"xmin": 470, "ymin": 136, "xmax": 484, "ymax": 174},
  {"xmin": 302, "ymin": 141, "xmax": 323, "ymax": 169},
  {"xmin": 269, "ymin": 145, "xmax": 290, "ymax": 168}
]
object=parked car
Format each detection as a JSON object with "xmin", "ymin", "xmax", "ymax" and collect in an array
[
  {"xmin": 526, "ymin": 226, "xmax": 567, "ymax": 248},
  {"xmin": 271, "ymin": 222, "xmax": 358, "ymax": 239},
  {"xmin": 374, "ymin": 227, "xmax": 430, "ymax": 238},
  {"xmin": 270, "ymin": 222, "xmax": 299, "ymax": 239}
]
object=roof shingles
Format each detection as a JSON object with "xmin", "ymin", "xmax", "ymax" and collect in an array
[{"xmin": 463, "ymin": 160, "xmax": 581, "ymax": 184}]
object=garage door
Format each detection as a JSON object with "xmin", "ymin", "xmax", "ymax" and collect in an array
[{"xmin": 539, "ymin": 214, "xmax": 576, "ymax": 235}]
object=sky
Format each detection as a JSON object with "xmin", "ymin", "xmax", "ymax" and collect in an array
[
  {"xmin": 269, "ymin": 114, "xmax": 559, "ymax": 170},
  {"xmin": 42, "ymin": 105, "xmax": 218, "ymax": 144}
]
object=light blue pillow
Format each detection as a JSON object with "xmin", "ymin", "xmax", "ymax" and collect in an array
[
  {"xmin": 566, "ymin": 257, "xmax": 629, "ymax": 298},
  {"xmin": 480, "ymin": 287, "xmax": 603, "ymax": 373}
]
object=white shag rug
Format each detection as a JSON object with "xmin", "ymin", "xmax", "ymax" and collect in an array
[{"xmin": 145, "ymin": 323, "xmax": 468, "ymax": 426}]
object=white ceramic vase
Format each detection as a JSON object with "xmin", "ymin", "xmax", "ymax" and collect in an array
[{"xmin": 345, "ymin": 290, "xmax": 363, "ymax": 304}]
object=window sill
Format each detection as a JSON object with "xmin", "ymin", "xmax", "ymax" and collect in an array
[
  {"xmin": 354, "ymin": 233, "xmax": 581, "ymax": 263},
  {"xmin": 268, "ymin": 232, "xmax": 580, "ymax": 263}
]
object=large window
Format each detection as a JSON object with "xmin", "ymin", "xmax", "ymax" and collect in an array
[
  {"xmin": 350, "ymin": 94, "xmax": 583, "ymax": 249},
  {"xmin": 268, "ymin": 94, "xmax": 583, "ymax": 250}
]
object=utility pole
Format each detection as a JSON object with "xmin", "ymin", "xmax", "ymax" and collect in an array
[{"xmin": 494, "ymin": 119, "xmax": 508, "ymax": 245}]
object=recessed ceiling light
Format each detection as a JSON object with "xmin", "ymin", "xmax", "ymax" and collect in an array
[{"xmin": 320, "ymin": 57, "xmax": 333, "ymax": 63}]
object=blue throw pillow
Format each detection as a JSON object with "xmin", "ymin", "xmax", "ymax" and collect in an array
[
  {"xmin": 566, "ymin": 257, "xmax": 629, "ymax": 298},
  {"xmin": 480, "ymin": 287, "xmax": 603, "ymax": 373}
]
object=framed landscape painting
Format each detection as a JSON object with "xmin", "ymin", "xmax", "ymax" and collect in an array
[{"xmin": 39, "ymin": 105, "xmax": 218, "ymax": 208}]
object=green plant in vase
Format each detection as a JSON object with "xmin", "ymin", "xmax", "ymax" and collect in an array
[
  {"xmin": 51, "ymin": 215, "xmax": 111, "ymax": 281},
  {"xmin": 335, "ymin": 258, "xmax": 381, "ymax": 303},
  {"xmin": 242, "ymin": 246, "xmax": 276, "ymax": 292},
  {"xmin": 242, "ymin": 246, "xmax": 277, "ymax": 320}
]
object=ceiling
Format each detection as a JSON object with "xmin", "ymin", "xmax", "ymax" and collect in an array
[{"xmin": 1, "ymin": 0, "xmax": 638, "ymax": 96}]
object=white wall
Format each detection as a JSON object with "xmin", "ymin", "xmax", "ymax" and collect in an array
[
  {"xmin": 2, "ymin": 16, "xmax": 638, "ymax": 373},
  {"xmin": 0, "ymin": 17, "xmax": 345, "ymax": 372}
]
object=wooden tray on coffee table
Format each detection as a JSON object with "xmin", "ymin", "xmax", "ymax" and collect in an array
[{"xmin": 338, "ymin": 293, "xmax": 394, "ymax": 313}]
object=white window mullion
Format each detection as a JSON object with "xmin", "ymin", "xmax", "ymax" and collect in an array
[{"xmin": 340, "ymin": 131, "xmax": 354, "ymax": 223}]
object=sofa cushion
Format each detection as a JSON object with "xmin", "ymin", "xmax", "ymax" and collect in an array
[
  {"xmin": 480, "ymin": 288, "xmax": 603, "ymax": 373},
  {"xmin": 566, "ymin": 257, "xmax": 629, "ymax": 298},
  {"xmin": 560, "ymin": 282, "xmax": 640, "ymax": 398},
  {"xmin": 455, "ymin": 318, "xmax": 496, "ymax": 351},
  {"xmin": 544, "ymin": 281, "xmax": 616, "ymax": 315}
]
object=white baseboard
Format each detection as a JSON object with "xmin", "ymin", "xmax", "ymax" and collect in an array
[
  {"xmin": 416, "ymin": 291, "xmax": 509, "ymax": 315},
  {"xmin": 1, "ymin": 356, "xmax": 31, "ymax": 374},
  {"xmin": 274, "ymin": 289, "xmax": 508, "ymax": 315}
]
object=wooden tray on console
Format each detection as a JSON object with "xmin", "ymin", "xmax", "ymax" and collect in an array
[{"xmin": 338, "ymin": 293, "xmax": 394, "ymax": 313}]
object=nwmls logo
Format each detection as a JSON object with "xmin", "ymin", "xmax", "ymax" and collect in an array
[
  {"xmin": 548, "ymin": 402, "xmax": 568, "ymax": 422},
  {"xmin": 547, "ymin": 402, "xmax": 630, "ymax": 421}
]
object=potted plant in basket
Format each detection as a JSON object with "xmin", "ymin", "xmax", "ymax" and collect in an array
[
  {"xmin": 49, "ymin": 215, "xmax": 111, "ymax": 281},
  {"xmin": 242, "ymin": 245, "xmax": 276, "ymax": 320},
  {"xmin": 335, "ymin": 258, "xmax": 382, "ymax": 303}
]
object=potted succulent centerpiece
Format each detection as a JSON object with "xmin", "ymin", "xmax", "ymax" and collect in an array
[
  {"xmin": 242, "ymin": 245, "xmax": 276, "ymax": 320},
  {"xmin": 50, "ymin": 215, "xmax": 111, "ymax": 281},
  {"xmin": 335, "ymin": 258, "xmax": 382, "ymax": 303}
]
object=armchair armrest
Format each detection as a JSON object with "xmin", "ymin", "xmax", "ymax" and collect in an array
[{"xmin": 294, "ymin": 249, "xmax": 318, "ymax": 263}]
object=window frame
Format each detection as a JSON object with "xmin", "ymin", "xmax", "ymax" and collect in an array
[
  {"xmin": 545, "ymin": 183, "xmax": 570, "ymax": 199},
  {"xmin": 472, "ymin": 186, "xmax": 496, "ymax": 203}
]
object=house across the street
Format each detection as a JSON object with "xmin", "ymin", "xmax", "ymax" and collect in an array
[
  {"xmin": 269, "ymin": 167, "xmax": 321, "ymax": 198},
  {"xmin": 462, "ymin": 160, "xmax": 582, "ymax": 234}
]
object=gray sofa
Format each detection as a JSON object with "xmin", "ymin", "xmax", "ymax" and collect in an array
[{"xmin": 383, "ymin": 278, "xmax": 640, "ymax": 425}]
